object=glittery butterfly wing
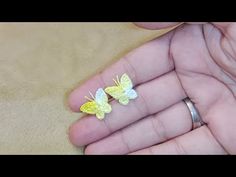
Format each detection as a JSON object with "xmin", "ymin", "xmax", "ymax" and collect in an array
[
  {"xmin": 125, "ymin": 89, "xmax": 138, "ymax": 99},
  {"xmin": 105, "ymin": 86, "xmax": 124, "ymax": 103},
  {"xmin": 120, "ymin": 73, "xmax": 133, "ymax": 90},
  {"xmin": 80, "ymin": 102, "xmax": 105, "ymax": 119},
  {"xmin": 80, "ymin": 101, "xmax": 98, "ymax": 115},
  {"xmin": 118, "ymin": 94, "xmax": 130, "ymax": 105},
  {"xmin": 120, "ymin": 73, "xmax": 138, "ymax": 100},
  {"xmin": 95, "ymin": 88, "xmax": 112, "ymax": 115}
]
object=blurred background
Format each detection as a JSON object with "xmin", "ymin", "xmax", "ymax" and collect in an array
[{"xmin": 0, "ymin": 23, "xmax": 167, "ymax": 154}]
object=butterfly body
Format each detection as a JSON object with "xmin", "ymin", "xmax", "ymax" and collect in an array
[
  {"xmin": 80, "ymin": 88, "xmax": 112, "ymax": 119},
  {"xmin": 105, "ymin": 73, "xmax": 138, "ymax": 105}
]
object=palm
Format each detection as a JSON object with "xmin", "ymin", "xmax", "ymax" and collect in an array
[{"xmin": 69, "ymin": 23, "xmax": 236, "ymax": 154}]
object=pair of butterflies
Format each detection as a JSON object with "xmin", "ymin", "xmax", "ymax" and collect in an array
[{"xmin": 80, "ymin": 73, "xmax": 138, "ymax": 119}]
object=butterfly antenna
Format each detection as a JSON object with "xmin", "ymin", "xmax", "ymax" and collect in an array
[
  {"xmin": 89, "ymin": 91, "xmax": 95, "ymax": 99},
  {"xmin": 113, "ymin": 78, "xmax": 118, "ymax": 86},
  {"xmin": 84, "ymin": 96, "xmax": 93, "ymax": 101},
  {"xmin": 116, "ymin": 75, "xmax": 120, "ymax": 85}
]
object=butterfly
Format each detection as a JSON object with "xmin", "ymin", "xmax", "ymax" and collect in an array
[
  {"xmin": 80, "ymin": 88, "xmax": 112, "ymax": 120},
  {"xmin": 105, "ymin": 73, "xmax": 138, "ymax": 105}
]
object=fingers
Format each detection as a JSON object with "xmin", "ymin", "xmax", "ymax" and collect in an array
[
  {"xmin": 84, "ymin": 101, "xmax": 192, "ymax": 154},
  {"xmin": 69, "ymin": 71, "xmax": 186, "ymax": 147},
  {"xmin": 134, "ymin": 22, "xmax": 180, "ymax": 30},
  {"xmin": 130, "ymin": 126, "xmax": 227, "ymax": 155},
  {"xmin": 68, "ymin": 32, "xmax": 174, "ymax": 112}
]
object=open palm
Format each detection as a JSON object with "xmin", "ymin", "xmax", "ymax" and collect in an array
[{"xmin": 68, "ymin": 23, "xmax": 236, "ymax": 154}]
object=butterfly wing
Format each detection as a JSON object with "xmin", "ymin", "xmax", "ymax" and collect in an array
[
  {"xmin": 120, "ymin": 73, "xmax": 133, "ymax": 91},
  {"xmin": 95, "ymin": 88, "xmax": 108, "ymax": 104},
  {"xmin": 105, "ymin": 86, "xmax": 124, "ymax": 100},
  {"xmin": 126, "ymin": 89, "xmax": 138, "ymax": 99},
  {"xmin": 96, "ymin": 111, "xmax": 105, "ymax": 120},
  {"xmin": 100, "ymin": 102, "xmax": 112, "ymax": 113},
  {"xmin": 95, "ymin": 88, "xmax": 112, "ymax": 114},
  {"xmin": 118, "ymin": 95, "xmax": 130, "ymax": 105},
  {"xmin": 96, "ymin": 101, "xmax": 112, "ymax": 119},
  {"xmin": 80, "ymin": 101, "xmax": 98, "ymax": 114},
  {"xmin": 120, "ymin": 73, "xmax": 137, "ymax": 104}
]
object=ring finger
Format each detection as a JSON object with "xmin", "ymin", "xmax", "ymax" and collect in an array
[{"xmin": 84, "ymin": 101, "xmax": 192, "ymax": 154}]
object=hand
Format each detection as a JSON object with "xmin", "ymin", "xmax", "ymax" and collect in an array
[{"xmin": 68, "ymin": 22, "xmax": 236, "ymax": 154}]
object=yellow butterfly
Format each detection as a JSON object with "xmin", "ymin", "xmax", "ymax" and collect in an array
[
  {"xmin": 80, "ymin": 88, "xmax": 112, "ymax": 120},
  {"xmin": 105, "ymin": 73, "xmax": 138, "ymax": 105}
]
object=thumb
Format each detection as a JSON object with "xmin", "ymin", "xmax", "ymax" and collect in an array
[
  {"xmin": 134, "ymin": 22, "xmax": 180, "ymax": 30},
  {"xmin": 211, "ymin": 22, "xmax": 236, "ymax": 78},
  {"xmin": 212, "ymin": 23, "xmax": 236, "ymax": 40},
  {"xmin": 134, "ymin": 22, "xmax": 207, "ymax": 30}
]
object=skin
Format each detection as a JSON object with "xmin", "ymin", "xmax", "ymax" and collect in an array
[{"xmin": 68, "ymin": 22, "xmax": 236, "ymax": 154}]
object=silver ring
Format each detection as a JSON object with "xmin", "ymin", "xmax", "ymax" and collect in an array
[{"xmin": 183, "ymin": 98, "xmax": 205, "ymax": 130}]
